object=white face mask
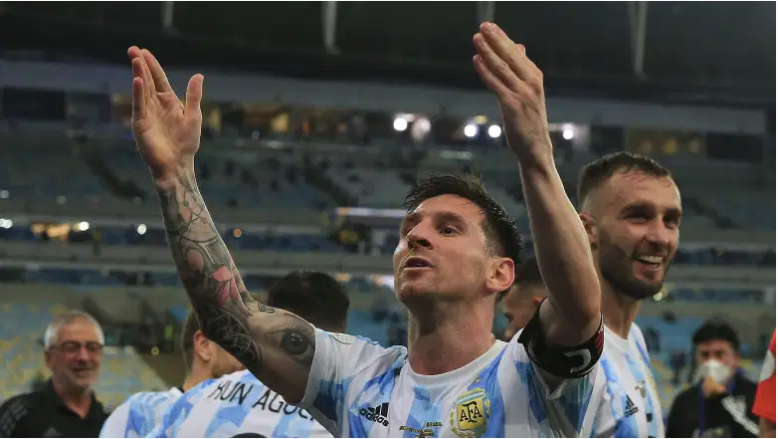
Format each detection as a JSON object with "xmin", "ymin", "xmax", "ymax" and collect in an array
[{"xmin": 694, "ymin": 359, "xmax": 733, "ymax": 385}]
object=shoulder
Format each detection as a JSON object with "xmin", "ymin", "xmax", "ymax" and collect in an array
[
  {"xmin": 670, "ymin": 385, "xmax": 698, "ymax": 407},
  {"xmin": 0, "ymin": 391, "xmax": 35, "ymax": 414},
  {"xmin": 628, "ymin": 324, "xmax": 647, "ymax": 346}
]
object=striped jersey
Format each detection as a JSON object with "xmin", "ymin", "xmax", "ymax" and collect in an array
[
  {"xmin": 99, "ymin": 387, "xmax": 182, "ymax": 438},
  {"xmin": 147, "ymin": 370, "xmax": 331, "ymax": 438},
  {"xmin": 592, "ymin": 324, "xmax": 665, "ymax": 438},
  {"xmin": 299, "ymin": 328, "xmax": 606, "ymax": 438}
]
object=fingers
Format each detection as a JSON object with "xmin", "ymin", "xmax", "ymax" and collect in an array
[
  {"xmin": 131, "ymin": 77, "xmax": 146, "ymax": 123},
  {"xmin": 185, "ymin": 74, "xmax": 204, "ymax": 117},
  {"xmin": 141, "ymin": 49, "xmax": 174, "ymax": 94},
  {"xmin": 478, "ymin": 22, "xmax": 537, "ymax": 82},
  {"xmin": 131, "ymin": 59, "xmax": 148, "ymax": 121},
  {"xmin": 473, "ymin": 55, "xmax": 512, "ymax": 99},
  {"xmin": 473, "ymin": 33, "xmax": 524, "ymax": 94}
]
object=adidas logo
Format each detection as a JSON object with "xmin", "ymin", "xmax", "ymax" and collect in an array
[
  {"xmin": 360, "ymin": 402, "xmax": 389, "ymax": 427},
  {"xmin": 625, "ymin": 396, "xmax": 639, "ymax": 417}
]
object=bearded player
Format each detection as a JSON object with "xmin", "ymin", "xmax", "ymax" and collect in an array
[{"xmin": 578, "ymin": 152, "xmax": 681, "ymax": 437}]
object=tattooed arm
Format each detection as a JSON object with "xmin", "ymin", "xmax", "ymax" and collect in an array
[{"xmin": 156, "ymin": 170, "xmax": 315, "ymax": 403}]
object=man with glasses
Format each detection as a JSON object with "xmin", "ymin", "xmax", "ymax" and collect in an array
[{"xmin": 0, "ymin": 310, "xmax": 108, "ymax": 437}]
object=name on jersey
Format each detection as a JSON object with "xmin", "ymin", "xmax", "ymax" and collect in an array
[{"xmin": 207, "ymin": 379, "xmax": 314, "ymax": 420}]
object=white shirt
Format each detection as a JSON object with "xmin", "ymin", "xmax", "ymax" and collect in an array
[
  {"xmin": 592, "ymin": 324, "xmax": 665, "ymax": 438},
  {"xmin": 147, "ymin": 370, "xmax": 331, "ymax": 438},
  {"xmin": 99, "ymin": 387, "xmax": 182, "ymax": 438},
  {"xmin": 299, "ymin": 329, "xmax": 606, "ymax": 438}
]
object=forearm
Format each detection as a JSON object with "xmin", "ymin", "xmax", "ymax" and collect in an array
[
  {"xmin": 518, "ymin": 152, "xmax": 600, "ymax": 345},
  {"xmin": 154, "ymin": 166, "xmax": 261, "ymax": 363},
  {"xmin": 154, "ymin": 166, "xmax": 314, "ymax": 401}
]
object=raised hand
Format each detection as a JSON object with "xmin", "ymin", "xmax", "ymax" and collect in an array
[
  {"xmin": 128, "ymin": 46, "xmax": 204, "ymax": 181},
  {"xmin": 472, "ymin": 22, "xmax": 552, "ymax": 166}
]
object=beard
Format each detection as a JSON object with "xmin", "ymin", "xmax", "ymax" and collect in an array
[{"xmin": 598, "ymin": 230, "xmax": 667, "ymax": 301}]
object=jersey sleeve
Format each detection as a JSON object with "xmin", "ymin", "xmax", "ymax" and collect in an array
[
  {"xmin": 508, "ymin": 331, "xmax": 606, "ymax": 438},
  {"xmin": 299, "ymin": 329, "xmax": 405, "ymax": 436},
  {"xmin": 100, "ymin": 397, "xmax": 132, "ymax": 438},
  {"xmin": 753, "ymin": 330, "xmax": 776, "ymax": 423}
]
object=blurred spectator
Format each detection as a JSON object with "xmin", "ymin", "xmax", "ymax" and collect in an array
[
  {"xmin": 670, "ymin": 350, "xmax": 688, "ymax": 386},
  {"xmin": 501, "ymin": 256, "xmax": 545, "ymax": 340},
  {"xmin": 0, "ymin": 311, "xmax": 108, "ymax": 437},
  {"xmin": 667, "ymin": 320, "xmax": 759, "ymax": 438},
  {"xmin": 645, "ymin": 326, "xmax": 661, "ymax": 353},
  {"xmin": 752, "ymin": 329, "xmax": 776, "ymax": 438}
]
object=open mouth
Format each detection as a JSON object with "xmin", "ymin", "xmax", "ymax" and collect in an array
[
  {"xmin": 404, "ymin": 257, "xmax": 432, "ymax": 269},
  {"xmin": 635, "ymin": 255, "xmax": 662, "ymax": 269}
]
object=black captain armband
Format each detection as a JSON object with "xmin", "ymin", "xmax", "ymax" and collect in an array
[{"xmin": 518, "ymin": 299, "xmax": 604, "ymax": 379}]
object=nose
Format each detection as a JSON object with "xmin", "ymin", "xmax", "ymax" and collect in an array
[
  {"xmin": 75, "ymin": 346, "xmax": 92, "ymax": 362},
  {"xmin": 644, "ymin": 219, "xmax": 673, "ymax": 250},
  {"xmin": 407, "ymin": 225, "xmax": 433, "ymax": 250}
]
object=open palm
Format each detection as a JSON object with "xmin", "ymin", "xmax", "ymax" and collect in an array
[{"xmin": 128, "ymin": 46, "xmax": 204, "ymax": 179}]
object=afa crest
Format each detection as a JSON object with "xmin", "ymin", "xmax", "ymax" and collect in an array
[{"xmin": 449, "ymin": 388, "xmax": 490, "ymax": 438}]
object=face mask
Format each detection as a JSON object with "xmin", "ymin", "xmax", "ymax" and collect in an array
[{"xmin": 694, "ymin": 359, "xmax": 732, "ymax": 385}]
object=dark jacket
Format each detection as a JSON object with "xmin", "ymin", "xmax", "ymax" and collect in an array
[
  {"xmin": 0, "ymin": 380, "xmax": 108, "ymax": 438},
  {"xmin": 666, "ymin": 372, "xmax": 760, "ymax": 438}
]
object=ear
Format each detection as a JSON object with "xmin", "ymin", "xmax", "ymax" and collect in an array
[
  {"xmin": 579, "ymin": 212, "xmax": 598, "ymax": 249},
  {"xmin": 486, "ymin": 257, "xmax": 515, "ymax": 295},
  {"xmin": 44, "ymin": 349, "xmax": 53, "ymax": 370},
  {"xmin": 193, "ymin": 330, "xmax": 212, "ymax": 364}
]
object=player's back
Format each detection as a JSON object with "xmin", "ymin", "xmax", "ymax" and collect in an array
[
  {"xmin": 100, "ymin": 388, "xmax": 182, "ymax": 438},
  {"xmin": 150, "ymin": 370, "xmax": 331, "ymax": 438},
  {"xmin": 595, "ymin": 323, "xmax": 665, "ymax": 438}
]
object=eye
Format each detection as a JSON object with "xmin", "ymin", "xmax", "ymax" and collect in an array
[{"xmin": 439, "ymin": 226, "xmax": 457, "ymax": 236}]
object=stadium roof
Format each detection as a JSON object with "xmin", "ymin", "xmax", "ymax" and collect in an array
[{"xmin": 0, "ymin": 2, "xmax": 774, "ymax": 106}]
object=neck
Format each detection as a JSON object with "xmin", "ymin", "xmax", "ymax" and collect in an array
[
  {"xmin": 52, "ymin": 378, "xmax": 92, "ymax": 417},
  {"xmin": 183, "ymin": 364, "xmax": 212, "ymax": 391},
  {"xmin": 601, "ymin": 280, "xmax": 641, "ymax": 339},
  {"xmin": 406, "ymin": 297, "xmax": 496, "ymax": 375}
]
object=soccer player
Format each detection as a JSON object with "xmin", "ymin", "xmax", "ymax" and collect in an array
[
  {"xmin": 501, "ymin": 255, "xmax": 546, "ymax": 340},
  {"xmin": 148, "ymin": 271, "xmax": 348, "ymax": 438},
  {"xmin": 576, "ymin": 152, "xmax": 681, "ymax": 437},
  {"xmin": 99, "ymin": 310, "xmax": 243, "ymax": 437},
  {"xmin": 753, "ymin": 329, "xmax": 776, "ymax": 438},
  {"xmin": 126, "ymin": 21, "xmax": 605, "ymax": 438}
]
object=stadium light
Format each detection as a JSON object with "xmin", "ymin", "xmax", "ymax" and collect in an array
[
  {"xmin": 137, "ymin": 224, "xmax": 147, "ymax": 235},
  {"xmin": 464, "ymin": 124, "xmax": 478, "ymax": 138},
  {"xmin": 488, "ymin": 124, "xmax": 502, "ymax": 139},
  {"xmin": 77, "ymin": 221, "xmax": 90, "ymax": 232},
  {"xmin": 0, "ymin": 219, "xmax": 12, "ymax": 229},
  {"xmin": 562, "ymin": 126, "xmax": 574, "ymax": 140},
  {"xmin": 393, "ymin": 117, "xmax": 408, "ymax": 132},
  {"xmin": 0, "ymin": 190, "xmax": 8, "ymax": 199}
]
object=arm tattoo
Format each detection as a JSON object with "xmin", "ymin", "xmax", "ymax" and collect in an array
[{"xmin": 156, "ymin": 171, "xmax": 315, "ymax": 375}]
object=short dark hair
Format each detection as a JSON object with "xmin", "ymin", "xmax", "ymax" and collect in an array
[
  {"xmin": 516, "ymin": 255, "xmax": 543, "ymax": 288},
  {"xmin": 692, "ymin": 320, "xmax": 740, "ymax": 353},
  {"xmin": 181, "ymin": 310, "xmax": 200, "ymax": 372},
  {"xmin": 403, "ymin": 174, "xmax": 523, "ymax": 299},
  {"xmin": 267, "ymin": 271, "xmax": 350, "ymax": 332},
  {"xmin": 577, "ymin": 152, "xmax": 671, "ymax": 210}
]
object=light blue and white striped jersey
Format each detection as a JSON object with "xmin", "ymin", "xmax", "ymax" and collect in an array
[
  {"xmin": 147, "ymin": 370, "xmax": 331, "ymax": 438},
  {"xmin": 591, "ymin": 324, "xmax": 665, "ymax": 438},
  {"xmin": 299, "ymin": 329, "xmax": 606, "ymax": 438},
  {"xmin": 100, "ymin": 387, "xmax": 182, "ymax": 438}
]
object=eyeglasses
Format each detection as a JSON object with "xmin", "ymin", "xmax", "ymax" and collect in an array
[{"xmin": 52, "ymin": 341, "xmax": 104, "ymax": 355}]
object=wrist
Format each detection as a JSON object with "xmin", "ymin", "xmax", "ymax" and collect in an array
[{"xmin": 151, "ymin": 158, "xmax": 195, "ymax": 190}]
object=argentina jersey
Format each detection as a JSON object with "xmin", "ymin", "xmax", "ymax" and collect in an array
[
  {"xmin": 592, "ymin": 324, "xmax": 664, "ymax": 438},
  {"xmin": 299, "ymin": 329, "xmax": 606, "ymax": 438},
  {"xmin": 147, "ymin": 370, "xmax": 331, "ymax": 438},
  {"xmin": 100, "ymin": 387, "xmax": 182, "ymax": 438}
]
